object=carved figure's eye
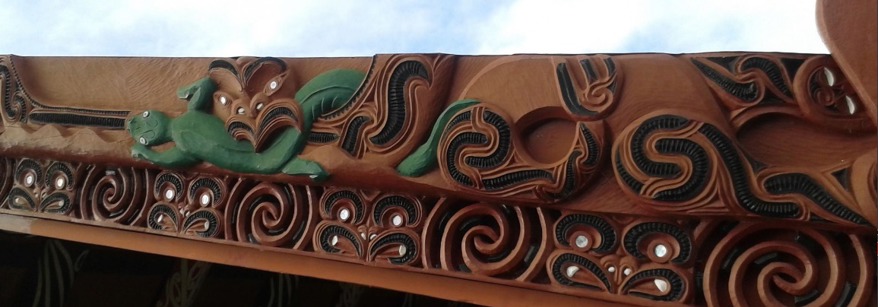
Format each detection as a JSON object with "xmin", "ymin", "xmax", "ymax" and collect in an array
[
  {"xmin": 219, "ymin": 96, "xmax": 228, "ymax": 105},
  {"xmin": 139, "ymin": 137, "xmax": 147, "ymax": 145},
  {"xmin": 264, "ymin": 76, "xmax": 283, "ymax": 96},
  {"xmin": 142, "ymin": 111, "xmax": 150, "ymax": 118}
]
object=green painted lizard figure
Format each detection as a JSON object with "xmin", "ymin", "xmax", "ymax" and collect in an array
[{"xmin": 127, "ymin": 69, "xmax": 365, "ymax": 182}]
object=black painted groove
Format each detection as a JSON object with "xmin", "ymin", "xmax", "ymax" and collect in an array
[
  {"xmin": 154, "ymin": 173, "xmax": 183, "ymax": 200},
  {"xmin": 7, "ymin": 188, "xmax": 34, "ymax": 210},
  {"xmin": 340, "ymin": 116, "xmax": 371, "ymax": 155},
  {"xmin": 551, "ymin": 253, "xmax": 612, "ymax": 291},
  {"xmin": 29, "ymin": 113, "xmax": 127, "ymax": 129},
  {"xmin": 323, "ymin": 190, "xmax": 364, "ymax": 223},
  {"xmin": 226, "ymin": 121, "xmax": 254, "ymax": 135},
  {"xmin": 556, "ymin": 63, "xmax": 596, "ymax": 116},
  {"xmin": 319, "ymin": 225, "xmax": 361, "ymax": 256},
  {"xmin": 188, "ymin": 177, "xmax": 222, "ymax": 204},
  {"xmin": 370, "ymin": 233, "xmax": 417, "ymax": 265},
  {"xmin": 370, "ymin": 60, "xmax": 428, "ymax": 145},
  {"xmin": 740, "ymin": 57, "xmax": 792, "ymax": 98},
  {"xmin": 147, "ymin": 204, "xmax": 178, "ymax": 230},
  {"xmin": 208, "ymin": 59, "xmax": 239, "ymax": 77},
  {"xmin": 764, "ymin": 173, "xmax": 869, "ymax": 225},
  {"xmin": 464, "ymin": 111, "xmax": 511, "ymax": 169},
  {"xmin": 623, "ymin": 222, "xmax": 692, "ymax": 264},
  {"xmin": 182, "ymin": 210, "xmax": 220, "ymax": 237},
  {"xmin": 554, "ymin": 214, "xmax": 616, "ymax": 253},
  {"xmin": 629, "ymin": 115, "xmax": 689, "ymax": 178},
  {"xmin": 258, "ymin": 107, "xmax": 296, "ymax": 129},
  {"xmin": 373, "ymin": 195, "xmax": 417, "ymax": 225},
  {"xmin": 44, "ymin": 162, "xmax": 73, "ymax": 188},
  {"xmin": 242, "ymin": 57, "xmax": 287, "ymax": 83},
  {"xmin": 581, "ymin": 123, "xmax": 600, "ymax": 165},
  {"xmin": 692, "ymin": 59, "xmax": 760, "ymax": 102},
  {"xmin": 39, "ymin": 193, "xmax": 71, "ymax": 214},
  {"xmin": 622, "ymin": 269, "xmax": 685, "ymax": 302},
  {"xmin": 308, "ymin": 131, "xmax": 339, "ymax": 143},
  {"xmin": 697, "ymin": 124, "xmax": 803, "ymax": 218},
  {"xmin": 321, "ymin": 57, "xmax": 376, "ymax": 120}
]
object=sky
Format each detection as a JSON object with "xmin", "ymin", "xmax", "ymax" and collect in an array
[{"xmin": 0, "ymin": 0, "xmax": 828, "ymax": 57}]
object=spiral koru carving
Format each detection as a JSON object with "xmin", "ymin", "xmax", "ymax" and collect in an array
[
  {"xmin": 367, "ymin": 194, "xmax": 423, "ymax": 266},
  {"xmin": 437, "ymin": 102, "xmax": 605, "ymax": 203},
  {"xmin": 613, "ymin": 112, "xmax": 869, "ymax": 225},
  {"xmin": 225, "ymin": 180, "xmax": 317, "ymax": 249},
  {"xmin": 79, "ymin": 165, "xmax": 152, "ymax": 225},
  {"xmin": 309, "ymin": 54, "xmax": 456, "ymax": 165},
  {"xmin": 554, "ymin": 213, "xmax": 617, "ymax": 253},
  {"xmin": 556, "ymin": 55, "xmax": 623, "ymax": 119},
  {"xmin": 315, "ymin": 188, "xmax": 367, "ymax": 258},
  {"xmin": 422, "ymin": 200, "xmax": 549, "ymax": 280},
  {"xmin": 702, "ymin": 223, "xmax": 874, "ymax": 306}
]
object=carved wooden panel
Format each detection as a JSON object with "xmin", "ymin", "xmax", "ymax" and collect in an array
[{"xmin": 0, "ymin": 49, "xmax": 874, "ymax": 306}]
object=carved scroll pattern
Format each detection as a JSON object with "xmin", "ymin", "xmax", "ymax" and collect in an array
[
  {"xmin": 613, "ymin": 111, "xmax": 872, "ymax": 226},
  {"xmin": 435, "ymin": 103, "xmax": 606, "ymax": 203},
  {"xmin": 689, "ymin": 54, "xmax": 874, "ymax": 132},
  {"xmin": 208, "ymin": 57, "xmax": 301, "ymax": 151},
  {"xmin": 555, "ymin": 55, "xmax": 623, "ymax": 119},
  {"xmin": 547, "ymin": 213, "xmax": 695, "ymax": 303},
  {"xmin": 0, "ymin": 155, "xmax": 873, "ymax": 306},
  {"xmin": 314, "ymin": 187, "xmax": 428, "ymax": 267},
  {"xmin": 0, "ymin": 56, "xmax": 131, "ymax": 129},
  {"xmin": 309, "ymin": 54, "xmax": 455, "ymax": 164},
  {"xmin": 700, "ymin": 222, "xmax": 874, "ymax": 306}
]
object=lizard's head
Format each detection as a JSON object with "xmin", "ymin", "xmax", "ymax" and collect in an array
[{"xmin": 127, "ymin": 110, "xmax": 172, "ymax": 146}]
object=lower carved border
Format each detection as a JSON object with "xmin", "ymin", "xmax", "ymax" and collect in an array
[{"xmin": 0, "ymin": 155, "xmax": 873, "ymax": 306}]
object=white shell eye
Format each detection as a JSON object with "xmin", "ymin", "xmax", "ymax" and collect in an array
[
  {"xmin": 269, "ymin": 81, "xmax": 278, "ymax": 90},
  {"xmin": 256, "ymin": 103, "xmax": 264, "ymax": 111},
  {"xmin": 139, "ymin": 137, "xmax": 147, "ymax": 145},
  {"xmin": 219, "ymin": 96, "xmax": 228, "ymax": 105},
  {"xmin": 142, "ymin": 111, "xmax": 150, "ymax": 117},
  {"xmin": 237, "ymin": 107, "xmax": 245, "ymax": 115}
]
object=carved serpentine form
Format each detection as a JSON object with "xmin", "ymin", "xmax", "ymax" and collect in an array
[{"xmin": 0, "ymin": 52, "xmax": 874, "ymax": 306}]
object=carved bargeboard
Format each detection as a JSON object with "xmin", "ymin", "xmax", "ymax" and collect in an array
[{"xmin": 0, "ymin": 52, "xmax": 874, "ymax": 306}]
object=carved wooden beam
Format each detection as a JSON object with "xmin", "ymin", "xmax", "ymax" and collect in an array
[{"xmin": 0, "ymin": 6, "xmax": 874, "ymax": 307}]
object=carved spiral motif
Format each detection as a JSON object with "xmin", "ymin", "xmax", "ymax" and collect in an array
[
  {"xmin": 79, "ymin": 166, "xmax": 151, "ymax": 225},
  {"xmin": 622, "ymin": 222, "xmax": 691, "ymax": 265},
  {"xmin": 703, "ymin": 223, "xmax": 874, "ymax": 307},
  {"xmin": 792, "ymin": 55, "xmax": 874, "ymax": 132},
  {"xmin": 554, "ymin": 214, "xmax": 617, "ymax": 253},
  {"xmin": 367, "ymin": 194, "xmax": 423, "ymax": 266},
  {"xmin": 423, "ymin": 200, "xmax": 548, "ymax": 280},
  {"xmin": 314, "ymin": 188, "xmax": 367, "ymax": 258},
  {"xmin": 225, "ymin": 181, "xmax": 316, "ymax": 249},
  {"xmin": 438, "ymin": 103, "xmax": 604, "ymax": 202},
  {"xmin": 555, "ymin": 55, "xmax": 622, "ymax": 119},
  {"xmin": 0, "ymin": 62, "xmax": 27, "ymax": 122}
]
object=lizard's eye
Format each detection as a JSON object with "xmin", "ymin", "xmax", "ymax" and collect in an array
[
  {"xmin": 139, "ymin": 137, "xmax": 147, "ymax": 145},
  {"xmin": 142, "ymin": 111, "xmax": 150, "ymax": 118}
]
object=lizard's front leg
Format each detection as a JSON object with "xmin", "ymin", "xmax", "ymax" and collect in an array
[{"xmin": 132, "ymin": 144, "xmax": 200, "ymax": 168}]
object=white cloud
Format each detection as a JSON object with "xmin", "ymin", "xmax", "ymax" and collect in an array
[{"xmin": 0, "ymin": 0, "xmax": 828, "ymax": 57}]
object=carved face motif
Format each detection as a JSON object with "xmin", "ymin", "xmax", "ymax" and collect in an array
[
  {"xmin": 127, "ymin": 110, "xmax": 171, "ymax": 146},
  {"xmin": 208, "ymin": 57, "xmax": 299, "ymax": 151}
]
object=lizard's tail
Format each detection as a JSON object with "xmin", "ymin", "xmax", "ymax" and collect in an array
[{"xmin": 396, "ymin": 99, "xmax": 480, "ymax": 177}]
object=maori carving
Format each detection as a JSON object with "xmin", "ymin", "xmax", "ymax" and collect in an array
[
  {"xmin": 689, "ymin": 54, "xmax": 873, "ymax": 132},
  {"xmin": 4, "ymin": 158, "xmax": 80, "ymax": 215},
  {"xmin": 314, "ymin": 187, "xmax": 427, "ymax": 266},
  {"xmin": 0, "ymin": 56, "xmax": 130, "ymax": 129},
  {"xmin": 422, "ymin": 200, "xmax": 549, "ymax": 280},
  {"xmin": 309, "ymin": 54, "xmax": 456, "ymax": 165},
  {"xmin": 404, "ymin": 101, "xmax": 606, "ymax": 203},
  {"xmin": 0, "ymin": 154, "xmax": 873, "ymax": 306},
  {"xmin": 613, "ymin": 111, "xmax": 872, "ymax": 226},
  {"xmin": 555, "ymin": 55, "xmax": 623, "ymax": 119},
  {"xmin": 700, "ymin": 222, "xmax": 874, "ymax": 306},
  {"xmin": 547, "ymin": 214, "xmax": 694, "ymax": 303}
]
